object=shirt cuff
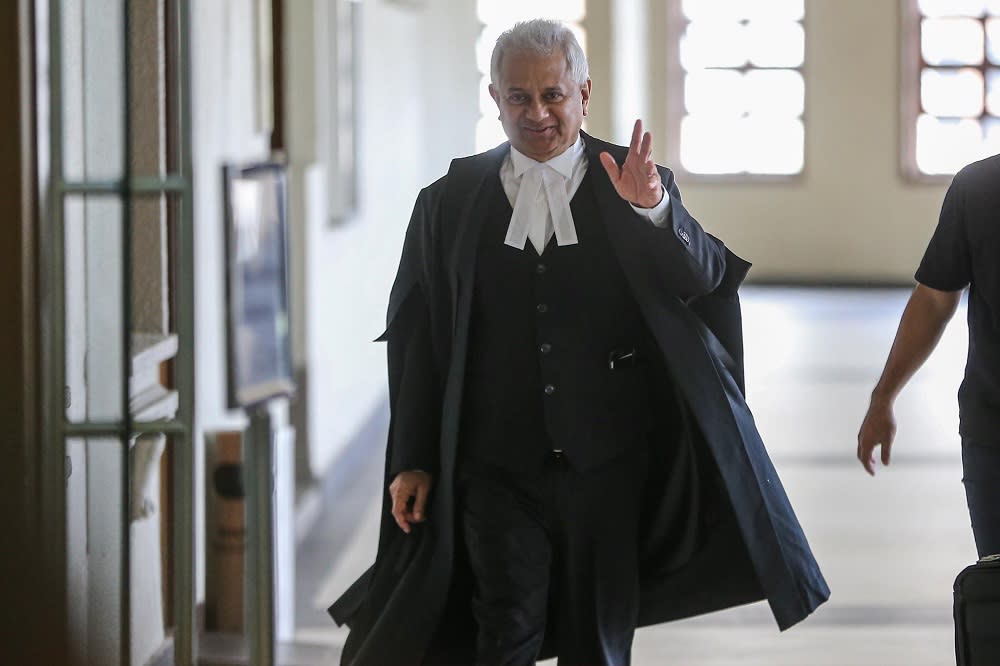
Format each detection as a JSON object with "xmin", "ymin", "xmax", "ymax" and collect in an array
[{"xmin": 629, "ymin": 186, "xmax": 671, "ymax": 228}]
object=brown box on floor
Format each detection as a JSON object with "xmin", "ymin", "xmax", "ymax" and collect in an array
[{"xmin": 205, "ymin": 430, "xmax": 245, "ymax": 633}]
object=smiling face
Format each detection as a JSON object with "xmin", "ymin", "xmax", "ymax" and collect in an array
[{"xmin": 489, "ymin": 49, "xmax": 592, "ymax": 162}]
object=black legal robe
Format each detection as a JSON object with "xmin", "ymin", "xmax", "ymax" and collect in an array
[{"xmin": 330, "ymin": 132, "xmax": 830, "ymax": 666}]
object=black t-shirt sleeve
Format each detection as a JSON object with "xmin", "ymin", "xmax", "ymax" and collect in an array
[{"xmin": 915, "ymin": 177, "xmax": 972, "ymax": 291}]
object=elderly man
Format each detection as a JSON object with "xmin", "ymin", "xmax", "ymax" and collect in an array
[{"xmin": 331, "ymin": 19, "xmax": 828, "ymax": 666}]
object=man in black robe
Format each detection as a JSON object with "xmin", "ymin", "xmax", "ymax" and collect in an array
[{"xmin": 331, "ymin": 18, "xmax": 829, "ymax": 666}]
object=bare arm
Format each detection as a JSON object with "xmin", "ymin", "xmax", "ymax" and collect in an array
[{"xmin": 857, "ymin": 283, "xmax": 962, "ymax": 475}]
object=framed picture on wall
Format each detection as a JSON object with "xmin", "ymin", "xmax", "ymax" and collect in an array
[{"xmin": 222, "ymin": 162, "xmax": 295, "ymax": 408}]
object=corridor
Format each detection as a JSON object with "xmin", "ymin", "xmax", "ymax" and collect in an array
[{"xmin": 298, "ymin": 286, "xmax": 975, "ymax": 665}]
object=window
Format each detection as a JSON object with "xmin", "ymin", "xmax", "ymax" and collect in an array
[
  {"xmin": 667, "ymin": 0, "xmax": 806, "ymax": 177},
  {"xmin": 904, "ymin": 0, "xmax": 1000, "ymax": 177},
  {"xmin": 474, "ymin": 0, "xmax": 587, "ymax": 152}
]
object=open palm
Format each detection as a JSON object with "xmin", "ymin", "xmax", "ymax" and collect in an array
[{"xmin": 599, "ymin": 118, "xmax": 663, "ymax": 209}]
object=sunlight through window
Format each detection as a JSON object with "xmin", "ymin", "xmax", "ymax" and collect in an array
[
  {"xmin": 910, "ymin": 3, "xmax": 1000, "ymax": 175},
  {"xmin": 675, "ymin": 0, "xmax": 806, "ymax": 176}
]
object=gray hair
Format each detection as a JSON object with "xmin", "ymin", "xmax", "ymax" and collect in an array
[{"xmin": 490, "ymin": 19, "xmax": 589, "ymax": 87}]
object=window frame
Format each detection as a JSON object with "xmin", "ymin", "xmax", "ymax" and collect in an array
[
  {"xmin": 663, "ymin": 0, "xmax": 809, "ymax": 183},
  {"xmin": 900, "ymin": 0, "xmax": 1000, "ymax": 182}
]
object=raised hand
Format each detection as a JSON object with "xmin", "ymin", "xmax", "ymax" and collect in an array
[{"xmin": 599, "ymin": 118, "xmax": 664, "ymax": 209}]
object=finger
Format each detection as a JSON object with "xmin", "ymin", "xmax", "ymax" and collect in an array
[
  {"xmin": 630, "ymin": 119, "xmax": 642, "ymax": 154},
  {"xmin": 640, "ymin": 130, "xmax": 653, "ymax": 161},
  {"xmin": 862, "ymin": 447, "xmax": 876, "ymax": 476},
  {"xmin": 391, "ymin": 500, "xmax": 411, "ymax": 533},
  {"xmin": 599, "ymin": 151, "xmax": 621, "ymax": 184},
  {"xmin": 881, "ymin": 440, "xmax": 893, "ymax": 467},
  {"xmin": 857, "ymin": 438, "xmax": 876, "ymax": 476},
  {"xmin": 390, "ymin": 484, "xmax": 415, "ymax": 533},
  {"xmin": 413, "ymin": 483, "xmax": 429, "ymax": 522}
]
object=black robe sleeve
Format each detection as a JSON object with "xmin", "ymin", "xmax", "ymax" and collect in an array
[
  {"xmin": 594, "ymin": 153, "xmax": 730, "ymax": 303},
  {"xmin": 379, "ymin": 182, "xmax": 447, "ymax": 479},
  {"xmin": 387, "ymin": 286, "xmax": 441, "ymax": 476},
  {"xmin": 640, "ymin": 166, "xmax": 728, "ymax": 300},
  {"xmin": 584, "ymin": 133, "xmax": 733, "ymax": 301}
]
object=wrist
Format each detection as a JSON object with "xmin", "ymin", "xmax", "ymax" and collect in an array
[
  {"xmin": 870, "ymin": 387, "xmax": 896, "ymax": 406},
  {"xmin": 631, "ymin": 187, "xmax": 665, "ymax": 210}
]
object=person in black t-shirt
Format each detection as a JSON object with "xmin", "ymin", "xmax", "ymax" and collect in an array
[{"xmin": 858, "ymin": 153, "xmax": 1000, "ymax": 559}]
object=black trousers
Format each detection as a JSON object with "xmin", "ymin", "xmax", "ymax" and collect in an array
[
  {"xmin": 962, "ymin": 438, "xmax": 1000, "ymax": 558},
  {"xmin": 458, "ymin": 446, "xmax": 649, "ymax": 666}
]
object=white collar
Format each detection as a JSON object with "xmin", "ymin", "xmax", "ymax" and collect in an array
[
  {"xmin": 509, "ymin": 134, "xmax": 585, "ymax": 180},
  {"xmin": 503, "ymin": 135, "xmax": 583, "ymax": 254}
]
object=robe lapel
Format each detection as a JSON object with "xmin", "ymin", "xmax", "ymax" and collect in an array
[
  {"xmin": 447, "ymin": 143, "xmax": 509, "ymax": 334},
  {"xmin": 582, "ymin": 131, "xmax": 634, "ymax": 225},
  {"xmin": 581, "ymin": 132, "xmax": 654, "ymax": 298},
  {"xmin": 437, "ymin": 144, "xmax": 510, "ymax": 508}
]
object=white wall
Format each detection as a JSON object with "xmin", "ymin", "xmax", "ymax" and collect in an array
[{"xmin": 286, "ymin": 0, "xmax": 479, "ymax": 479}]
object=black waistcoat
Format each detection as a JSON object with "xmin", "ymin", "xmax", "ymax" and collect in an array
[{"xmin": 460, "ymin": 172, "xmax": 654, "ymax": 473}]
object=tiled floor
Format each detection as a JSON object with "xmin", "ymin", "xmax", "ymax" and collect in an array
[{"xmin": 297, "ymin": 286, "xmax": 977, "ymax": 665}]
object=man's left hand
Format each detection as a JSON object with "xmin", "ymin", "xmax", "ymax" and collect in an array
[{"xmin": 599, "ymin": 118, "xmax": 663, "ymax": 209}]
